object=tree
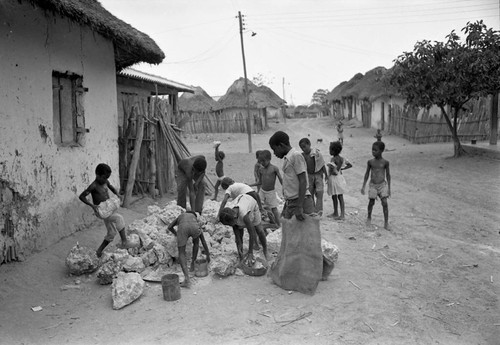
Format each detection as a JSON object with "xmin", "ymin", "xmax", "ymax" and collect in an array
[
  {"xmin": 311, "ymin": 89, "xmax": 329, "ymax": 106},
  {"xmin": 385, "ymin": 21, "xmax": 500, "ymax": 157},
  {"xmin": 251, "ymin": 73, "xmax": 274, "ymax": 87}
]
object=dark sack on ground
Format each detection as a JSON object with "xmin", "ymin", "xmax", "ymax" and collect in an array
[{"xmin": 270, "ymin": 215, "xmax": 322, "ymax": 295}]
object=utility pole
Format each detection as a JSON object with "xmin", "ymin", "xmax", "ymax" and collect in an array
[
  {"xmin": 238, "ymin": 11, "xmax": 252, "ymax": 153},
  {"xmin": 282, "ymin": 77, "xmax": 287, "ymax": 123}
]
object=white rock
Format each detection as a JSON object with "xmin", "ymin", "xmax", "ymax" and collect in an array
[
  {"xmin": 66, "ymin": 243, "xmax": 99, "ymax": 276},
  {"xmin": 97, "ymin": 260, "xmax": 122, "ymax": 285},
  {"xmin": 111, "ymin": 272, "xmax": 145, "ymax": 310},
  {"xmin": 212, "ymin": 256, "xmax": 238, "ymax": 277},
  {"xmin": 122, "ymin": 256, "xmax": 146, "ymax": 273},
  {"xmin": 321, "ymin": 239, "xmax": 339, "ymax": 263},
  {"xmin": 266, "ymin": 229, "xmax": 282, "ymax": 255}
]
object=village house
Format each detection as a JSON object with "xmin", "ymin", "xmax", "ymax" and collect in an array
[
  {"xmin": 327, "ymin": 67, "xmax": 496, "ymax": 144},
  {"xmin": 0, "ymin": 0, "xmax": 164, "ymax": 263}
]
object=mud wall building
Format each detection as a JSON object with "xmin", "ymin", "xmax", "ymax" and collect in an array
[{"xmin": 0, "ymin": 0, "xmax": 164, "ymax": 263}]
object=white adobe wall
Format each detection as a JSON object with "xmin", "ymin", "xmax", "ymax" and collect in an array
[{"xmin": 0, "ymin": 1, "xmax": 119, "ymax": 258}]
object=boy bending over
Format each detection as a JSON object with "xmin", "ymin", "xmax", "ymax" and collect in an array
[{"xmin": 167, "ymin": 211, "xmax": 210, "ymax": 288}]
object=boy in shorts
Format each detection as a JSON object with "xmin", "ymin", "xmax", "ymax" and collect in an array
[
  {"xmin": 167, "ymin": 211, "xmax": 210, "ymax": 288},
  {"xmin": 361, "ymin": 141, "xmax": 391, "ymax": 229},
  {"xmin": 79, "ymin": 163, "xmax": 130, "ymax": 257},
  {"xmin": 250, "ymin": 150, "xmax": 283, "ymax": 227},
  {"xmin": 299, "ymin": 138, "xmax": 327, "ymax": 216}
]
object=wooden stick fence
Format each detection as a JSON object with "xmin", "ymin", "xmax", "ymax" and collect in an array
[
  {"xmin": 118, "ymin": 98, "xmax": 214, "ymax": 205},
  {"xmin": 389, "ymin": 96, "xmax": 492, "ymax": 144}
]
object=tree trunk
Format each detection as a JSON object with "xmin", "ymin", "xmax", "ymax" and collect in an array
[{"xmin": 439, "ymin": 105, "xmax": 466, "ymax": 157}]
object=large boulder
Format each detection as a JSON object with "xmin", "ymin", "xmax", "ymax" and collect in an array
[
  {"xmin": 65, "ymin": 243, "xmax": 99, "ymax": 275},
  {"xmin": 111, "ymin": 272, "xmax": 145, "ymax": 310}
]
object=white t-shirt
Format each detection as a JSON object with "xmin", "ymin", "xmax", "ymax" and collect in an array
[
  {"xmin": 225, "ymin": 182, "xmax": 253, "ymax": 199},
  {"xmin": 233, "ymin": 194, "xmax": 261, "ymax": 227}
]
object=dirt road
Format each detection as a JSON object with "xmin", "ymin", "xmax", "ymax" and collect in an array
[{"xmin": 1, "ymin": 117, "xmax": 499, "ymax": 345}]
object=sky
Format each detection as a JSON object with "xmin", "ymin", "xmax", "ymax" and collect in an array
[{"xmin": 100, "ymin": 0, "xmax": 499, "ymax": 105}]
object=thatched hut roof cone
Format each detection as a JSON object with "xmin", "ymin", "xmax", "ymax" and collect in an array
[
  {"xmin": 25, "ymin": 0, "xmax": 165, "ymax": 69},
  {"xmin": 326, "ymin": 72, "xmax": 364, "ymax": 102},
  {"xmin": 215, "ymin": 77, "xmax": 285, "ymax": 110},
  {"xmin": 179, "ymin": 86, "xmax": 218, "ymax": 112}
]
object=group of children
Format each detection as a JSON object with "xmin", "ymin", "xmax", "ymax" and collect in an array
[{"xmin": 78, "ymin": 124, "xmax": 391, "ymax": 287}]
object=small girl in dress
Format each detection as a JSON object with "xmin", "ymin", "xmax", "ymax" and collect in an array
[{"xmin": 327, "ymin": 141, "xmax": 352, "ymax": 220}]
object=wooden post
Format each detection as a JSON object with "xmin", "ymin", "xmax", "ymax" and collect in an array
[
  {"xmin": 123, "ymin": 114, "xmax": 145, "ymax": 208},
  {"xmin": 490, "ymin": 93, "xmax": 498, "ymax": 145}
]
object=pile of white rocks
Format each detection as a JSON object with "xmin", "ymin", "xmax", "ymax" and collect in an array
[{"xmin": 65, "ymin": 199, "xmax": 340, "ymax": 308}]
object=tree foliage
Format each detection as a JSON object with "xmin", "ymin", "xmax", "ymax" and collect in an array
[
  {"xmin": 385, "ymin": 21, "xmax": 500, "ymax": 157},
  {"xmin": 251, "ymin": 73, "xmax": 274, "ymax": 87},
  {"xmin": 311, "ymin": 89, "xmax": 329, "ymax": 106}
]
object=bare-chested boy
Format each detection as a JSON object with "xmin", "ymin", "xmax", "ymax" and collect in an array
[
  {"xmin": 361, "ymin": 141, "xmax": 391, "ymax": 229},
  {"xmin": 250, "ymin": 150, "xmax": 283, "ymax": 227},
  {"xmin": 79, "ymin": 163, "xmax": 130, "ymax": 257}
]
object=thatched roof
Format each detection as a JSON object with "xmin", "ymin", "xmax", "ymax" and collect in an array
[
  {"xmin": 24, "ymin": 0, "xmax": 165, "ymax": 69},
  {"xmin": 326, "ymin": 73, "xmax": 364, "ymax": 102},
  {"xmin": 215, "ymin": 78, "xmax": 285, "ymax": 110},
  {"xmin": 327, "ymin": 68, "xmax": 400, "ymax": 102},
  {"xmin": 344, "ymin": 67, "xmax": 399, "ymax": 101},
  {"xmin": 178, "ymin": 86, "xmax": 218, "ymax": 112}
]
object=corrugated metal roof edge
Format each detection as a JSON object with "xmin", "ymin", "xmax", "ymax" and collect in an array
[{"xmin": 119, "ymin": 67, "xmax": 194, "ymax": 93}]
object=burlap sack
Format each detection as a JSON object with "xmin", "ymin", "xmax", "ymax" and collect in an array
[{"xmin": 269, "ymin": 215, "xmax": 322, "ymax": 295}]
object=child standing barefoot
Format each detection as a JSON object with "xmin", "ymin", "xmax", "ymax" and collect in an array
[
  {"xmin": 211, "ymin": 142, "xmax": 225, "ymax": 201},
  {"xmin": 326, "ymin": 141, "xmax": 352, "ymax": 220},
  {"xmin": 361, "ymin": 141, "xmax": 391, "ymax": 229},
  {"xmin": 79, "ymin": 163, "xmax": 130, "ymax": 257}
]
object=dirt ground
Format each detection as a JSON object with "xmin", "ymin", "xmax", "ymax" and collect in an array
[{"xmin": 1, "ymin": 117, "xmax": 499, "ymax": 345}]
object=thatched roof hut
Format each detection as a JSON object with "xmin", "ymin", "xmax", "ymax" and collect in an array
[
  {"xmin": 24, "ymin": 0, "xmax": 165, "ymax": 69},
  {"xmin": 327, "ymin": 68, "xmax": 400, "ymax": 102},
  {"xmin": 326, "ymin": 73, "xmax": 364, "ymax": 102},
  {"xmin": 178, "ymin": 86, "xmax": 218, "ymax": 112},
  {"xmin": 215, "ymin": 78, "xmax": 285, "ymax": 110},
  {"xmin": 343, "ymin": 67, "xmax": 399, "ymax": 101}
]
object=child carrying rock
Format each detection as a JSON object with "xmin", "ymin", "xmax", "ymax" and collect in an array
[{"xmin": 79, "ymin": 163, "xmax": 130, "ymax": 257}]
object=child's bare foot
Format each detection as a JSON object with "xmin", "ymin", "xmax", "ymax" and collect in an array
[
  {"xmin": 384, "ymin": 223, "xmax": 390, "ymax": 230},
  {"xmin": 334, "ymin": 216, "xmax": 345, "ymax": 220},
  {"xmin": 327, "ymin": 213, "xmax": 338, "ymax": 218},
  {"xmin": 366, "ymin": 218, "xmax": 371, "ymax": 226},
  {"xmin": 96, "ymin": 250, "xmax": 103, "ymax": 258},
  {"xmin": 180, "ymin": 280, "xmax": 191, "ymax": 288}
]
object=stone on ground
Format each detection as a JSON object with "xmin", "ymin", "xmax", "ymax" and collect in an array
[
  {"xmin": 111, "ymin": 272, "xmax": 145, "ymax": 310},
  {"xmin": 65, "ymin": 243, "xmax": 99, "ymax": 275}
]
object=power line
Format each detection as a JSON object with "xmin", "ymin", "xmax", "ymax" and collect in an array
[{"xmin": 249, "ymin": 0, "xmax": 497, "ymax": 19}]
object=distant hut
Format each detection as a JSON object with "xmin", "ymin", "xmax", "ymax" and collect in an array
[
  {"xmin": 177, "ymin": 86, "xmax": 220, "ymax": 133},
  {"xmin": 215, "ymin": 78, "xmax": 285, "ymax": 132},
  {"xmin": 326, "ymin": 73, "xmax": 364, "ymax": 121},
  {"xmin": 179, "ymin": 86, "xmax": 218, "ymax": 113}
]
